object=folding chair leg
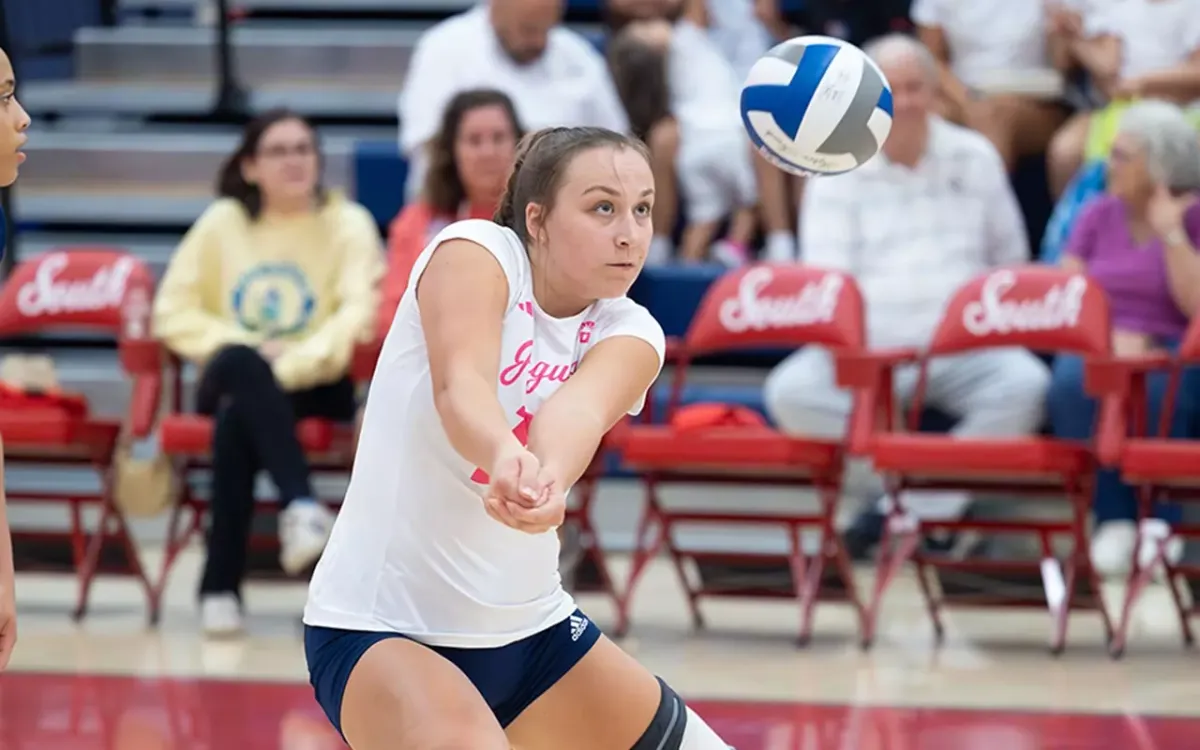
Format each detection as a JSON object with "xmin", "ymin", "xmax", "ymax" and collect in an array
[
  {"xmin": 831, "ymin": 533, "xmax": 868, "ymax": 639},
  {"xmin": 792, "ymin": 525, "xmax": 818, "ymax": 646},
  {"xmin": 861, "ymin": 516, "xmax": 921, "ymax": 650},
  {"xmin": 613, "ymin": 480, "xmax": 665, "ymax": 637},
  {"xmin": 1056, "ymin": 490, "xmax": 1111, "ymax": 655},
  {"xmin": 73, "ymin": 501, "xmax": 102, "ymax": 622},
  {"xmin": 149, "ymin": 495, "xmax": 202, "ymax": 627},
  {"xmin": 569, "ymin": 476, "xmax": 622, "ymax": 614},
  {"xmin": 1111, "ymin": 552, "xmax": 1157, "ymax": 658},
  {"xmin": 110, "ymin": 499, "xmax": 154, "ymax": 610},
  {"xmin": 910, "ymin": 553, "xmax": 946, "ymax": 644},
  {"xmin": 1111, "ymin": 535, "xmax": 1195, "ymax": 658},
  {"xmin": 1165, "ymin": 567, "xmax": 1196, "ymax": 649},
  {"xmin": 797, "ymin": 485, "xmax": 864, "ymax": 646},
  {"xmin": 655, "ymin": 526, "xmax": 702, "ymax": 630}
]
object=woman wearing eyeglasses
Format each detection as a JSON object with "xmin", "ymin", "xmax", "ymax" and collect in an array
[
  {"xmin": 1050, "ymin": 100, "xmax": 1200, "ymax": 579},
  {"xmin": 153, "ymin": 109, "xmax": 385, "ymax": 637}
]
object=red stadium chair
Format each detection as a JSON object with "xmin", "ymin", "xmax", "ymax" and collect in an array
[
  {"xmin": 839, "ymin": 266, "xmax": 1115, "ymax": 653},
  {"xmin": 0, "ymin": 249, "xmax": 162, "ymax": 620},
  {"xmin": 1087, "ymin": 315, "xmax": 1200, "ymax": 657},
  {"xmin": 565, "ymin": 337, "xmax": 685, "ymax": 609},
  {"xmin": 613, "ymin": 264, "xmax": 868, "ymax": 643},
  {"xmin": 149, "ymin": 332, "xmax": 382, "ymax": 623}
]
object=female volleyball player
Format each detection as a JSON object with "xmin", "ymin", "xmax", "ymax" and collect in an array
[
  {"xmin": 0, "ymin": 44, "xmax": 32, "ymax": 672},
  {"xmin": 303, "ymin": 126, "xmax": 734, "ymax": 749}
]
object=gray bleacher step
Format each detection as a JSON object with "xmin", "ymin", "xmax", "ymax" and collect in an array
[
  {"xmin": 20, "ymin": 80, "xmax": 397, "ymax": 119},
  {"xmin": 15, "ymin": 186, "xmax": 214, "ymax": 228},
  {"xmin": 18, "ymin": 233, "xmax": 180, "ymax": 276},
  {"xmin": 75, "ymin": 25, "xmax": 423, "ymax": 85},
  {"xmin": 34, "ymin": 119, "xmax": 398, "ymax": 143},
  {"xmin": 21, "ymin": 130, "xmax": 357, "ymax": 191}
]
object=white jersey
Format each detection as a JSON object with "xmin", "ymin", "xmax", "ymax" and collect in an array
[{"xmin": 303, "ymin": 220, "xmax": 666, "ymax": 648}]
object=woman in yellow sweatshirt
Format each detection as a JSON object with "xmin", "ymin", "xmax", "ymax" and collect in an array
[{"xmin": 153, "ymin": 109, "xmax": 384, "ymax": 637}]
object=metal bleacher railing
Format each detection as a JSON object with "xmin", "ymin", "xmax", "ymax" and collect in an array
[{"xmin": 212, "ymin": 0, "xmax": 248, "ymax": 118}]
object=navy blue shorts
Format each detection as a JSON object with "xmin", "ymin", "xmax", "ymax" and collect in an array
[{"xmin": 304, "ymin": 609, "xmax": 601, "ymax": 737}]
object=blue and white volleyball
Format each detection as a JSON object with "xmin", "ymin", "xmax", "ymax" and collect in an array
[{"xmin": 740, "ymin": 36, "xmax": 893, "ymax": 176}]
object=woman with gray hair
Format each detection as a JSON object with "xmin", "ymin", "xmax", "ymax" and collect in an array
[{"xmin": 1048, "ymin": 99, "xmax": 1200, "ymax": 579}]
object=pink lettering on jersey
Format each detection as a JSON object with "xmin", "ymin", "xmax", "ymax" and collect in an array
[
  {"xmin": 578, "ymin": 320, "xmax": 595, "ymax": 344},
  {"xmin": 499, "ymin": 340, "xmax": 580, "ymax": 395},
  {"xmin": 471, "ymin": 406, "xmax": 534, "ymax": 484},
  {"xmin": 518, "ymin": 301, "xmax": 534, "ymax": 316}
]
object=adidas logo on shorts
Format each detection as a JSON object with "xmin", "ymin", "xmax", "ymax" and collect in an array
[{"xmin": 569, "ymin": 614, "xmax": 589, "ymax": 642}]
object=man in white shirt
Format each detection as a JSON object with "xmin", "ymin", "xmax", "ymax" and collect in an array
[
  {"xmin": 763, "ymin": 35, "xmax": 1051, "ymax": 553},
  {"xmin": 398, "ymin": 0, "xmax": 629, "ymax": 198}
]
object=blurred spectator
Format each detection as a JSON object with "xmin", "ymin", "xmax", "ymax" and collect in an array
[
  {"xmin": 398, "ymin": 0, "xmax": 627, "ymax": 200},
  {"xmin": 1045, "ymin": 0, "xmax": 1200, "ymax": 196},
  {"xmin": 802, "ymin": 0, "xmax": 914, "ymax": 45},
  {"xmin": 609, "ymin": 18, "xmax": 758, "ymax": 264},
  {"xmin": 381, "ymin": 89, "xmax": 523, "ymax": 330},
  {"xmin": 913, "ymin": 0, "xmax": 1069, "ymax": 173},
  {"xmin": 606, "ymin": 0, "xmax": 796, "ymax": 263},
  {"xmin": 763, "ymin": 35, "xmax": 1049, "ymax": 555},
  {"xmin": 153, "ymin": 110, "xmax": 384, "ymax": 636},
  {"xmin": 1040, "ymin": 159, "xmax": 1107, "ymax": 264},
  {"xmin": 1048, "ymin": 100, "xmax": 1200, "ymax": 577},
  {"xmin": 706, "ymin": 0, "xmax": 775, "ymax": 79}
]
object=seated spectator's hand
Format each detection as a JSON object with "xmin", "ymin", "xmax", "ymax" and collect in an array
[
  {"xmin": 258, "ymin": 340, "xmax": 287, "ymax": 362},
  {"xmin": 1046, "ymin": 3, "xmax": 1083, "ymax": 37},
  {"xmin": 1111, "ymin": 77, "xmax": 1145, "ymax": 101},
  {"xmin": 1148, "ymin": 184, "xmax": 1197, "ymax": 239},
  {"xmin": 1113, "ymin": 330, "xmax": 1154, "ymax": 358}
]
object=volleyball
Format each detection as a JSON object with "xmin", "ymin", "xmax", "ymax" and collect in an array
[{"xmin": 740, "ymin": 36, "xmax": 893, "ymax": 176}]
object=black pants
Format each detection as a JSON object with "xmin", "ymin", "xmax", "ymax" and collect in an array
[{"xmin": 198, "ymin": 345, "xmax": 357, "ymax": 597}]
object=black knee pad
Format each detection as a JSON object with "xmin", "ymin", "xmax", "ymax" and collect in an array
[{"xmin": 631, "ymin": 677, "xmax": 687, "ymax": 750}]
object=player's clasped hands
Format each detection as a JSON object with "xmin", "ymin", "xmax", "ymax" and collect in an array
[{"xmin": 483, "ymin": 446, "xmax": 565, "ymax": 534}]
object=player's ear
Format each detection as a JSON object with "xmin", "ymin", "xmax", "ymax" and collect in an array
[{"xmin": 524, "ymin": 201, "xmax": 548, "ymax": 248}]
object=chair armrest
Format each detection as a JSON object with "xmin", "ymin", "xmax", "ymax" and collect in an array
[
  {"xmin": 118, "ymin": 339, "xmax": 165, "ymax": 439},
  {"xmin": 663, "ymin": 336, "xmax": 685, "ymax": 363},
  {"xmin": 1084, "ymin": 353, "xmax": 1172, "ymax": 397},
  {"xmin": 351, "ymin": 336, "xmax": 384, "ymax": 382},
  {"xmin": 834, "ymin": 347, "xmax": 920, "ymax": 389},
  {"xmin": 1085, "ymin": 354, "xmax": 1172, "ymax": 467},
  {"xmin": 835, "ymin": 347, "xmax": 919, "ymax": 455}
]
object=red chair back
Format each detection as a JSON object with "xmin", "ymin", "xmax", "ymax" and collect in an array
[
  {"xmin": 684, "ymin": 264, "xmax": 865, "ymax": 356},
  {"xmin": 0, "ymin": 249, "xmax": 161, "ymax": 433},
  {"xmin": 0, "ymin": 249, "xmax": 155, "ymax": 343},
  {"xmin": 928, "ymin": 266, "xmax": 1110, "ymax": 357}
]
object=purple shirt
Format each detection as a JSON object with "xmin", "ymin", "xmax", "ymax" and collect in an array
[{"xmin": 1064, "ymin": 195, "xmax": 1200, "ymax": 341}]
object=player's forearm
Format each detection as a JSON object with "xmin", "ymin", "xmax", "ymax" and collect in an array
[
  {"xmin": 0, "ymin": 516, "xmax": 11, "ymax": 582},
  {"xmin": 434, "ymin": 370, "xmax": 523, "ymax": 471},
  {"xmin": 0, "ymin": 476, "xmax": 12, "ymax": 582},
  {"xmin": 526, "ymin": 400, "xmax": 609, "ymax": 490}
]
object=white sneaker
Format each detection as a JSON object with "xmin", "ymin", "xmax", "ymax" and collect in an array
[
  {"xmin": 201, "ymin": 593, "xmax": 243, "ymax": 638},
  {"xmin": 280, "ymin": 501, "xmax": 335, "ymax": 576},
  {"xmin": 1091, "ymin": 520, "xmax": 1137, "ymax": 578},
  {"xmin": 763, "ymin": 232, "xmax": 797, "ymax": 263},
  {"xmin": 711, "ymin": 240, "xmax": 749, "ymax": 267},
  {"xmin": 1136, "ymin": 518, "xmax": 1184, "ymax": 579}
]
